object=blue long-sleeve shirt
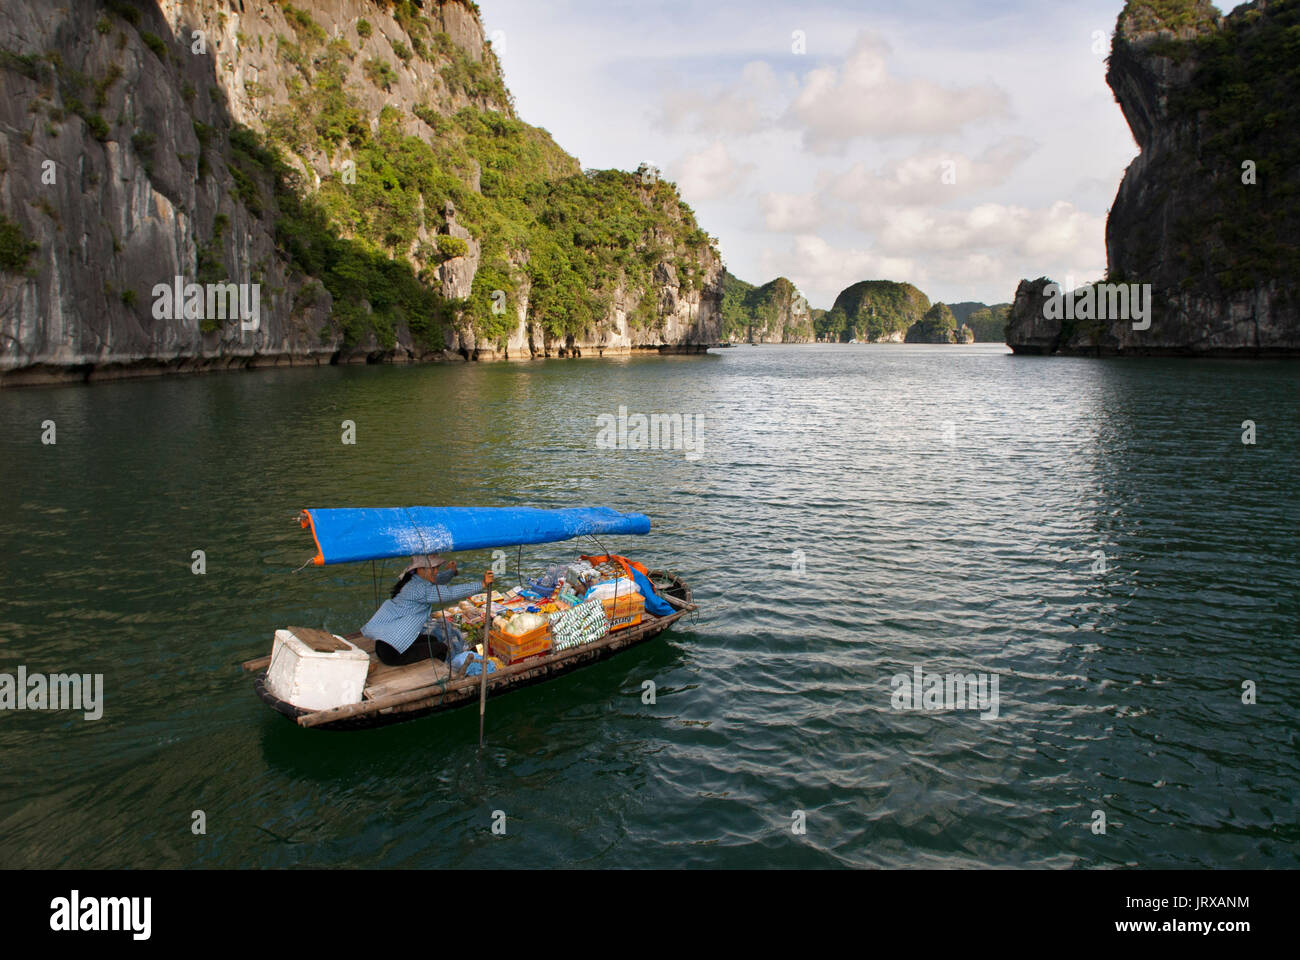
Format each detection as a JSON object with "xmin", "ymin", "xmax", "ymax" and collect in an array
[{"xmin": 361, "ymin": 573, "xmax": 479, "ymax": 654}]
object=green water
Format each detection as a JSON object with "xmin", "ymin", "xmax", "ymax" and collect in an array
[{"xmin": 0, "ymin": 344, "xmax": 1296, "ymax": 867}]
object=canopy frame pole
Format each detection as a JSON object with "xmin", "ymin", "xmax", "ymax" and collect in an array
[
  {"xmin": 431, "ymin": 575, "xmax": 456, "ymax": 707},
  {"xmin": 479, "ymin": 570, "xmax": 494, "ymax": 746}
]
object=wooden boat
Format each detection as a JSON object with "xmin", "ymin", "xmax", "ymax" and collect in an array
[{"xmin": 243, "ymin": 506, "xmax": 696, "ymax": 731}]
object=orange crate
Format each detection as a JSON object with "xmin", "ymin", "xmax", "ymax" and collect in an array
[
  {"xmin": 608, "ymin": 611, "xmax": 642, "ymax": 631},
  {"xmin": 600, "ymin": 593, "xmax": 645, "ymax": 631},
  {"xmin": 489, "ymin": 621, "xmax": 553, "ymax": 664}
]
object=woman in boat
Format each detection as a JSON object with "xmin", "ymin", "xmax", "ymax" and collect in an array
[{"xmin": 362, "ymin": 554, "xmax": 462, "ymax": 666}]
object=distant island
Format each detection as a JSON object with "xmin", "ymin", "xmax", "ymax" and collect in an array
[
  {"xmin": 721, "ymin": 273, "xmax": 1009, "ymax": 344},
  {"xmin": 719, "ymin": 271, "xmax": 814, "ymax": 343}
]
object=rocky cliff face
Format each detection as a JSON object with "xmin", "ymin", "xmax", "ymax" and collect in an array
[
  {"xmin": 950, "ymin": 301, "xmax": 1009, "ymax": 342},
  {"xmin": 824, "ymin": 280, "xmax": 930, "ymax": 343},
  {"xmin": 0, "ymin": 0, "xmax": 722, "ymax": 385},
  {"xmin": 904, "ymin": 301, "xmax": 959, "ymax": 343},
  {"xmin": 1009, "ymin": 0, "xmax": 1300, "ymax": 356},
  {"xmin": 719, "ymin": 271, "xmax": 812, "ymax": 343},
  {"xmin": 1005, "ymin": 279, "xmax": 1067, "ymax": 354}
]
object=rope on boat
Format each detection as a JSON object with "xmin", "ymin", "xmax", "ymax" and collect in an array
[
  {"xmin": 397, "ymin": 505, "xmax": 456, "ymax": 709},
  {"xmin": 264, "ymin": 637, "xmax": 290, "ymax": 684},
  {"xmin": 586, "ymin": 532, "xmax": 629, "ymax": 626},
  {"xmin": 430, "ymin": 580, "xmax": 453, "ymax": 707}
]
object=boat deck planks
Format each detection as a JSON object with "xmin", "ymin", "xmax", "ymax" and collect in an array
[
  {"xmin": 363, "ymin": 658, "xmax": 452, "ymax": 700},
  {"xmin": 241, "ymin": 630, "xmax": 452, "ymax": 697}
]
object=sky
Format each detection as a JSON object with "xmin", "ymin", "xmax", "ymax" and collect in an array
[{"xmin": 478, "ymin": 0, "xmax": 1150, "ymax": 309}]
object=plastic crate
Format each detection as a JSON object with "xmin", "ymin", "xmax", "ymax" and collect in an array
[
  {"xmin": 489, "ymin": 620, "xmax": 553, "ymax": 664},
  {"xmin": 600, "ymin": 593, "xmax": 645, "ymax": 631}
]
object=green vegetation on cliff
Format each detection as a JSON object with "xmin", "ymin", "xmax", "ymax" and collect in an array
[
  {"xmin": 826, "ymin": 280, "xmax": 931, "ymax": 341},
  {"xmin": 905, "ymin": 302, "xmax": 958, "ymax": 343},
  {"xmin": 169, "ymin": 1, "xmax": 713, "ymax": 348},
  {"xmin": 526, "ymin": 168, "xmax": 711, "ymax": 337},
  {"xmin": 720, "ymin": 270, "xmax": 811, "ymax": 340},
  {"xmin": 1118, "ymin": 0, "xmax": 1218, "ymax": 35},
  {"xmin": 228, "ymin": 124, "xmax": 454, "ymax": 347},
  {"xmin": 963, "ymin": 305, "xmax": 1011, "ymax": 342},
  {"xmin": 1110, "ymin": 0, "xmax": 1300, "ymax": 297},
  {"xmin": 0, "ymin": 215, "xmax": 37, "ymax": 273},
  {"xmin": 254, "ymin": 6, "xmax": 714, "ymax": 347},
  {"xmin": 814, "ymin": 306, "xmax": 846, "ymax": 341},
  {"xmin": 720, "ymin": 270, "xmax": 755, "ymax": 336}
]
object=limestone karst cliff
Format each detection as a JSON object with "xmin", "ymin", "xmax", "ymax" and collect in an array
[
  {"xmin": 822, "ymin": 280, "xmax": 930, "ymax": 343},
  {"xmin": 0, "ymin": 0, "xmax": 723, "ymax": 384},
  {"xmin": 1008, "ymin": 0, "xmax": 1300, "ymax": 355},
  {"xmin": 904, "ymin": 301, "xmax": 959, "ymax": 344},
  {"xmin": 719, "ymin": 271, "xmax": 814, "ymax": 343}
]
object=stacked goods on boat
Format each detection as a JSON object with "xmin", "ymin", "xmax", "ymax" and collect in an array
[
  {"xmin": 584, "ymin": 580, "xmax": 644, "ymax": 631},
  {"xmin": 440, "ymin": 557, "xmax": 649, "ymax": 666}
]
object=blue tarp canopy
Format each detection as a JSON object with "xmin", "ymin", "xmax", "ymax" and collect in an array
[{"xmin": 301, "ymin": 506, "xmax": 652, "ymax": 565}]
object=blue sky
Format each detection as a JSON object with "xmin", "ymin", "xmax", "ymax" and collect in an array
[{"xmin": 478, "ymin": 0, "xmax": 1160, "ymax": 308}]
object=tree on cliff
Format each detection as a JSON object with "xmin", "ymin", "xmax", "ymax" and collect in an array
[
  {"xmin": 816, "ymin": 306, "xmax": 847, "ymax": 342},
  {"xmin": 830, "ymin": 280, "xmax": 931, "ymax": 342},
  {"xmin": 905, "ymin": 302, "xmax": 958, "ymax": 343},
  {"xmin": 719, "ymin": 270, "xmax": 814, "ymax": 341},
  {"xmin": 965, "ymin": 305, "xmax": 1010, "ymax": 342}
]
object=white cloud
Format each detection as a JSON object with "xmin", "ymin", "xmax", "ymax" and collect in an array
[
  {"xmin": 827, "ymin": 137, "xmax": 1036, "ymax": 209},
  {"xmin": 760, "ymin": 191, "xmax": 822, "ymax": 232},
  {"xmin": 480, "ymin": 0, "xmax": 1135, "ymax": 308},
  {"xmin": 671, "ymin": 141, "xmax": 756, "ymax": 202},
  {"xmin": 657, "ymin": 61, "xmax": 782, "ymax": 136},
  {"xmin": 759, "ymin": 138, "xmax": 1036, "ymax": 234},
  {"xmin": 760, "ymin": 235, "xmax": 924, "ymax": 302},
  {"xmin": 762, "ymin": 202, "xmax": 1107, "ymax": 307},
  {"xmin": 655, "ymin": 34, "xmax": 1012, "ymax": 154},
  {"xmin": 783, "ymin": 32, "xmax": 1011, "ymax": 153},
  {"xmin": 866, "ymin": 200, "xmax": 1103, "ymax": 263}
]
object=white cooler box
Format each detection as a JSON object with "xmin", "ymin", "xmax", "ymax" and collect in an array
[{"xmin": 265, "ymin": 627, "xmax": 369, "ymax": 711}]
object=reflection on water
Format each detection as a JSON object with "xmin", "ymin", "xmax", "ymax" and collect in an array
[{"xmin": 0, "ymin": 345, "xmax": 1296, "ymax": 867}]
